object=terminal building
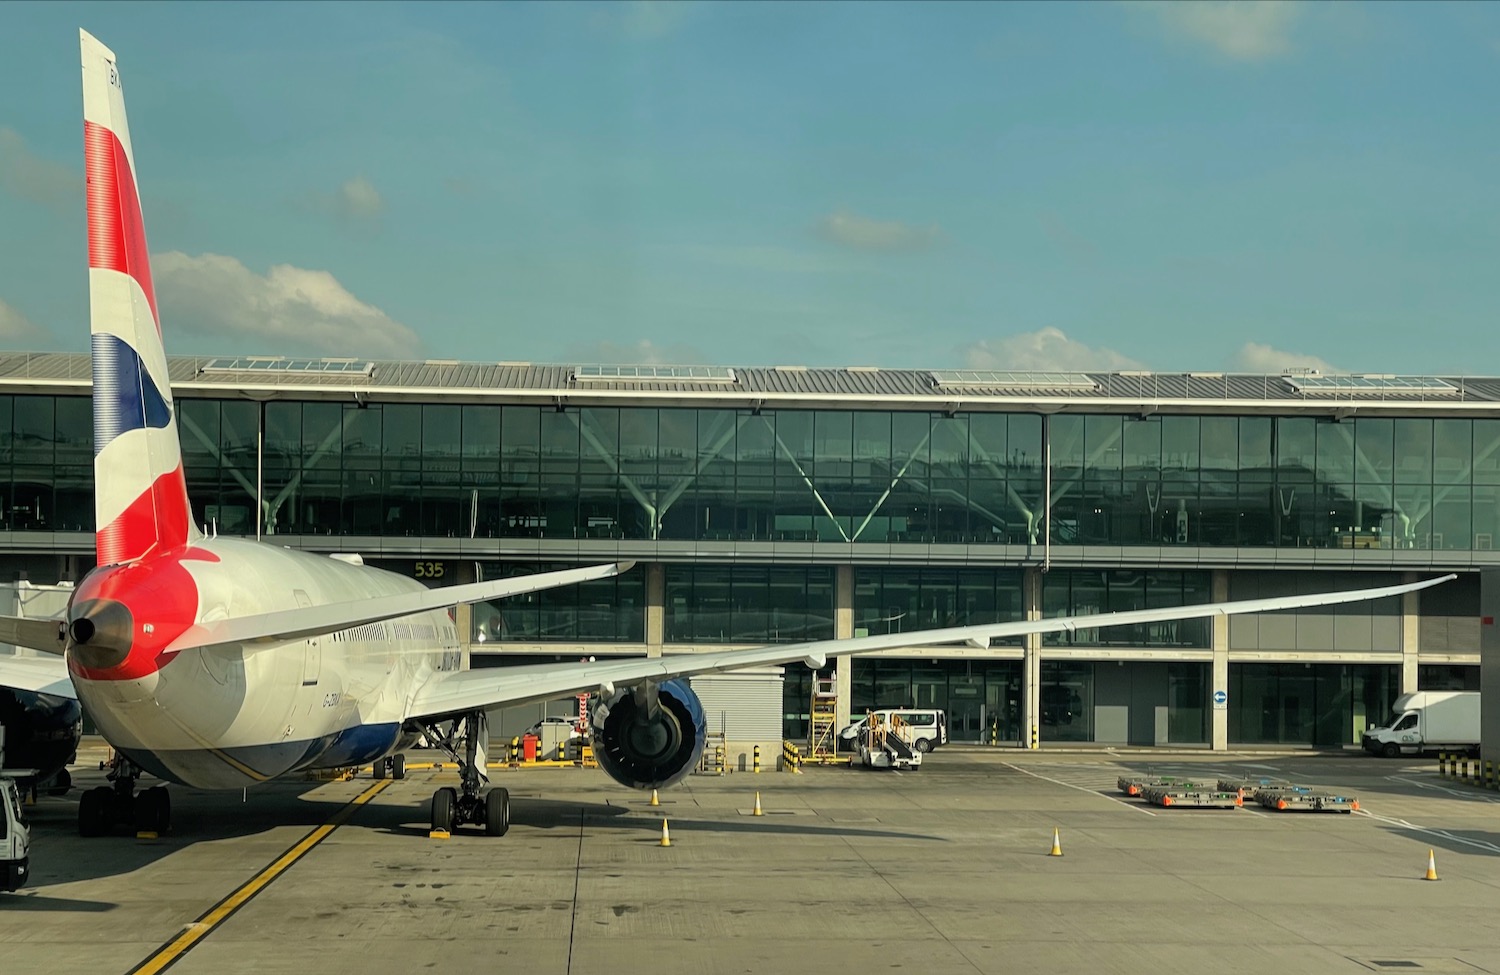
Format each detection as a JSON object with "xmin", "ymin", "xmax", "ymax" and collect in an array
[{"xmin": 0, "ymin": 352, "xmax": 1490, "ymax": 750}]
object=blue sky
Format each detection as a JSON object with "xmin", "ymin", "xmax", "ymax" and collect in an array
[{"xmin": 1, "ymin": 1, "xmax": 1498, "ymax": 374}]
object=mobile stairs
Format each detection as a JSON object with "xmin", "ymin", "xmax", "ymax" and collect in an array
[{"xmin": 856, "ymin": 714, "xmax": 922, "ymax": 771}]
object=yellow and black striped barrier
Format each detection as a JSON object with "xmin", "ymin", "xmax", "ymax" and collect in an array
[{"xmin": 782, "ymin": 740, "xmax": 803, "ymax": 773}]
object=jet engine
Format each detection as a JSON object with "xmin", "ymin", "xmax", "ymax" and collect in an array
[
  {"xmin": 590, "ymin": 678, "xmax": 705, "ymax": 790},
  {"xmin": 0, "ymin": 688, "xmax": 82, "ymax": 795}
]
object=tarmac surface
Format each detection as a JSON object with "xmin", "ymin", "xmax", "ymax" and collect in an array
[{"xmin": 5, "ymin": 744, "xmax": 1500, "ymax": 974}]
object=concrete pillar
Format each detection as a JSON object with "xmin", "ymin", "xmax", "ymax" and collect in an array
[
  {"xmin": 834, "ymin": 564, "xmax": 854, "ymax": 730},
  {"xmin": 1211, "ymin": 569, "xmax": 1229, "ymax": 751},
  {"xmin": 646, "ymin": 562, "xmax": 664, "ymax": 658},
  {"xmin": 1023, "ymin": 567, "xmax": 1043, "ymax": 748},
  {"xmin": 1400, "ymin": 571, "xmax": 1420, "ymax": 695}
]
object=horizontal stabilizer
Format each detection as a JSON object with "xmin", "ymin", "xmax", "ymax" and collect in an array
[
  {"xmin": 405, "ymin": 573, "xmax": 1455, "ymax": 721},
  {"xmin": 167, "ymin": 562, "xmax": 632, "ymax": 652},
  {"xmin": 0, "ymin": 616, "xmax": 67, "ymax": 655},
  {"xmin": 0, "ymin": 653, "xmax": 75, "ymax": 699}
]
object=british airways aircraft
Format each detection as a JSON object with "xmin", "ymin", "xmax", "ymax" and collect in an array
[{"xmin": 0, "ymin": 31, "xmax": 1453, "ymax": 840}]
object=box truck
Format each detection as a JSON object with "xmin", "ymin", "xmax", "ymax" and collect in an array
[{"xmin": 1361, "ymin": 691, "xmax": 1480, "ymax": 758}]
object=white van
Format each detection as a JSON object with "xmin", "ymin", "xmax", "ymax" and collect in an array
[{"xmin": 838, "ymin": 709, "xmax": 948, "ymax": 753}]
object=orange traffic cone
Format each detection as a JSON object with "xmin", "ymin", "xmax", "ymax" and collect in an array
[
  {"xmin": 1423, "ymin": 849, "xmax": 1439, "ymax": 881},
  {"xmin": 649, "ymin": 788, "xmax": 660, "ymax": 807},
  {"xmin": 659, "ymin": 817, "xmax": 672, "ymax": 847},
  {"xmin": 753, "ymin": 791, "xmax": 764, "ymax": 817},
  {"xmin": 1048, "ymin": 827, "xmax": 1064, "ymax": 857}
]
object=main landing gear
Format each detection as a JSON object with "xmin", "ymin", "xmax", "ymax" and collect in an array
[
  {"xmin": 418, "ymin": 711, "xmax": 509, "ymax": 837},
  {"xmin": 372, "ymin": 753, "xmax": 407, "ymax": 780},
  {"xmin": 78, "ymin": 757, "xmax": 170, "ymax": 837}
]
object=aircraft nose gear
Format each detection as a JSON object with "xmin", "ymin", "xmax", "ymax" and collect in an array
[
  {"xmin": 416, "ymin": 711, "xmax": 509, "ymax": 836},
  {"xmin": 371, "ymin": 753, "xmax": 406, "ymax": 780},
  {"xmin": 78, "ymin": 757, "xmax": 170, "ymax": 837}
]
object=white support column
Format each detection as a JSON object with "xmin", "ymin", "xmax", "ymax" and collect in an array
[
  {"xmin": 834, "ymin": 564, "xmax": 854, "ymax": 730},
  {"xmin": 1024, "ymin": 567, "xmax": 1042, "ymax": 749},
  {"xmin": 1211, "ymin": 569, "xmax": 1230, "ymax": 751},
  {"xmin": 1401, "ymin": 570, "xmax": 1420, "ymax": 694},
  {"xmin": 646, "ymin": 563, "xmax": 664, "ymax": 658}
]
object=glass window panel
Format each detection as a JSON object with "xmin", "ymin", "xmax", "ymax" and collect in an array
[
  {"xmin": 55, "ymin": 396, "xmax": 91, "ymax": 456},
  {"xmin": 1276, "ymin": 417, "xmax": 1316, "ymax": 479},
  {"xmin": 502, "ymin": 406, "xmax": 541, "ymax": 470},
  {"xmin": 1199, "ymin": 417, "xmax": 1237, "ymax": 472},
  {"xmin": 930, "ymin": 415, "xmax": 968, "ymax": 479},
  {"xmin": 1354, "ymin": 417, "xmax": 1393, "ymax": 484},
  {"xmin": 422, "ymin": 404, "xmax": 461, "ymax": 461},
  {"xmin": 1049, "ymin": 415, "xmax": 1084, "ymax": 477},
  {"xmin": 382, "ymin": 404, "xmax": 421, "ymax": 467},
  {"xmin": 1434, "ymin": 419, "xmax": 1472, "ymax": 486},
  {"xmin": 540, "ymin": 409, "xmax": 579, "ymax": 474},
  {"xmin": 341, "ymin": 404, "xmax": 380, "ymax": 470},
  {"xmin": 1160, "ymin": 416, "xmax": 1199, "ymax": 473},
  {"xmin": 1040, "ymin": 661, "xmax": 1092, "ymax": 742},
  {"xmin": 0, "ymin": 396, "xmax": 12, "ymax": 467},
  {"xmin": 967, "ymin": 413, "xmax": 1006, "ymax": 476},
  {"xmin": 12, "ymin": 396, "xmax": 54, "ymax": 465},
  {"xmin": 1122, "ymin": 417, "xmax": 1161, "ymax": 478},
  {"xmin": 1473, "ymin": 420, "xmax": 1500, "ymax": 485},
  {"xmin": 461, "ymin": 405, "xmax": 501, "ymax": 467},
  {"xmin": 1316, "ymin": 420, "xmax": 1354, "ymax": 486},
  {"xmin": 1238, "ymin": 417, "xmax": 1272, "ymax": 481},
  {"xmin": 1431, "ymin": 487, "xmax": 1471, "ymax": 550},
  {"xmin": 301, "ymin": 402, "xmax": 342, "ymax": 472},
  {"xmin": 264, "ymin": 402, "xmax": 300, "ymax": 467},
  {"xmin": 1085, "ymin": 415, "xmax": 1123, "ymax": 477},
  {"xmin": 1394, "ymin": 418, "xmax": 1433, "ymax": 484}
]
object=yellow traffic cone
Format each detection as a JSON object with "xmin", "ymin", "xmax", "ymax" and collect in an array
[
  {"xmin": 1423, "ymin": 849, "xmax": 1439, "ymax": 881},
  {"xmin": 1048, "ymin": 827, "xmax": 1064, "ymax": 857},
  {"xmin": 659, "ymin": 817, "xmax": 672, "ymax": 847},
  {"xmin": 649, "ymin": 788, "xmax": 660, "ymax": 807},
  {"xmin": 753, "ymin": 791, "xmax": 764, "ymax": 817}
]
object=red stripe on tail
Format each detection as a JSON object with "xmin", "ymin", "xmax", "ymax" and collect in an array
[
  {"xmin": 96, "ymin": 465, "xmax": 192, "ymax": 566},
  {"xmin": 84, "ymin": 119, "xmax": 159, "ymax": 331}
]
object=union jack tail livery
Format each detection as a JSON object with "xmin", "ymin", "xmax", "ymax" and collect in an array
[{"xmin": 81, "ymin": 30, "xmax": 199, "ymax": 565}]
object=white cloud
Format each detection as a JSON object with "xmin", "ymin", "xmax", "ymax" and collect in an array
[
  {"xmin": 1232, "ymin": 342, "xmax": 1340, "ymax": 374},
  {"xmin": 153, "ymin": 252, "xmax": 420, "ymax": 359},
  {"xmin": 816, "ymin": 210, "xmax": 941, "ymax": 252},
  {"xmin": 300, "ymin": 175, "xmax": 385, "ymax": 225},
  {"xmin": 0, "ymin": 298, "xmax": 51, "ymax": 348},
  {"xmin": 1131, "ymin": 0, "xmax": 1301, "ymax": 62},
  {"xmin": 590, "ymin": 1, "xmax": 699, "ymax": 41},
  {"xmin": 0, "ymin": 128, "xmax": 77, "ymax": 212},
  {"xmin": 961, "ymin": 327, "xmax": 1145, "ymax": 372},
  {"xmin": 561, "ymin": 339, "xmax": 707, "ymax": 365}
]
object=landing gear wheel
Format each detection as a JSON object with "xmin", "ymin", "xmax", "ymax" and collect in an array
[
  {"xmin": 49, "ymin": 768, "xmax": 73, "ymax": 797},
  {"xmin": 391, "ymin": 754, "xmax": 406, "ymax": 780},
  {"xmin": 1382, "ymin": 742, "xmax": 1401, "ymax": 759},
  {"xmin": 485, "ymin": 787, "xmax": 510, "ymax": 837},
  {"xmin": 373, "ymin": 760, "xmax": 386, "ymax": 780},
  {"xmin": 431, "ymin": 787, "xmax": 456, "ymax": 833},
  {"xmin": 914, "ymin": 738, "xmax": 932, "ymax": 754},
  {"xmin": 135, "ymin": 787, "xmax": 170, "ymax": 834},
  {"xmin": 79, "ymin": 786, "xmax": 111, "ymax": 837}
]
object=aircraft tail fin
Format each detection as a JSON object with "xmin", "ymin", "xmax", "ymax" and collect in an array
[{"xmin": 81, "ymin": 29, "xmax": 200, "ymax": 565}]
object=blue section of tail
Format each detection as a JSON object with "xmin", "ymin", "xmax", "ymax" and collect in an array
[{"xmin": 91, "ymin": 332, "xmax": 172, "ymax": 456}]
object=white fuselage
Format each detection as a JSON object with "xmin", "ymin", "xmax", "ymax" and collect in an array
[{"xmin": 68, "ymin": 539, "xmax": 460, "ymax": 789}]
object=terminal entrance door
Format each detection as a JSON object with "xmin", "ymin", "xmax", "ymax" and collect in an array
[{"xmin": 948, "ymin": 678, "xmax": 984, "ymax": 742}]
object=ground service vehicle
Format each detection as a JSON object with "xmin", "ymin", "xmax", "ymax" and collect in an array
[
  {"xmin": 840, "ymin": 709, "xmax": 948, "ymax": 752},
  {"xmin": 1, "ymin": 729, "xmax": 32, "ymax": 892},
  {"xmin": 1362, "ymin": 691, "xmax": 1480, "ymax": 758}
]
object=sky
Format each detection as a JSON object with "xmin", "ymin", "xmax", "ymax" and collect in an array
[{"xmin": 1, "ymin": 1, "xmax": 1498, "ymax": 374}]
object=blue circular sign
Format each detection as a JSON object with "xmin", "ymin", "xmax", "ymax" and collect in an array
[{"xmin": 1212, "ymin": 690, "xmax": 1228, "ymax": 705}]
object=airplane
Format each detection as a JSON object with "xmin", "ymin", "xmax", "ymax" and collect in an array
[
  {"xmin": 0, "ymin": 30, "xmax": 1455, "ymax": 840},
  {"xmin": 0, "ymin": 688, "xmax": 81, "ymax": 797}
]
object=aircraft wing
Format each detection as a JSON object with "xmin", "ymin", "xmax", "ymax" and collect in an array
[
  {"xmin": 404, "ymin": 573, "xmax": 1454, "ymax": 720},
  {"xmin": 0, "ymin": 616, "xmax": 66, "ymax": 655},
  {"xmin": 0, "ymin": 654, "xmax": 76, "ymax": 699},
  {"xmin": 164, "ymin": 562, "xmax": 633, "ymax": 652}
]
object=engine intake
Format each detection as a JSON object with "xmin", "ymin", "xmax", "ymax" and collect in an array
[{"xmin": 591, "ymin": 678, "xmax": 705, "ymax": 790}]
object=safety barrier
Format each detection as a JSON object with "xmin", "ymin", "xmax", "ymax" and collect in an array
[
  {"xmin": 1436, "ymin": 752, "xmax": 1494, "ymax": 789},
  {"xmin": 782, "ymin": 740, "xmax": 803, "ymax": 773}
]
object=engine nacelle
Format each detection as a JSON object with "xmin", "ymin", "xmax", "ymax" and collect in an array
[
  {"xmin": 591, "ymin": 678, "xmax": 705, "ymax": 790},
  {"xmin": 0, "ymin": 688, "xmax": 82, "ymax": 795}
]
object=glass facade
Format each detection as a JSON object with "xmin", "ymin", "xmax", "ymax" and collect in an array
[
  {"xmin": 470, "ymin": 561, "xmax": 646, "ymax": 644},
  {"xmin": 665, "ymin": 564, "xmax": 835, "ymax": 644},
  {"xmin": 853, "ymin": 567, "xmax": 1024, "ymax": 642},
  {"xmin": 0, "ymin": 393, "xmax": 1489, "ymax": 552},
  {"xmin": 849, "ymin": 658, "xmax": 1022, "ymax": 743},
  {"xmin": 1042, "ymin": 570, "xmax": 1211, "ymax": 647},
  {"xmin": 1228, "ymin": 663, "xmax": 1398, "ymax": 746}
]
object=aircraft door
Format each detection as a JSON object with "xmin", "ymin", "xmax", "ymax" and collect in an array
[{"xmin": 294, "ymin": 590, "xmax": 320, "ymax": 686}]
